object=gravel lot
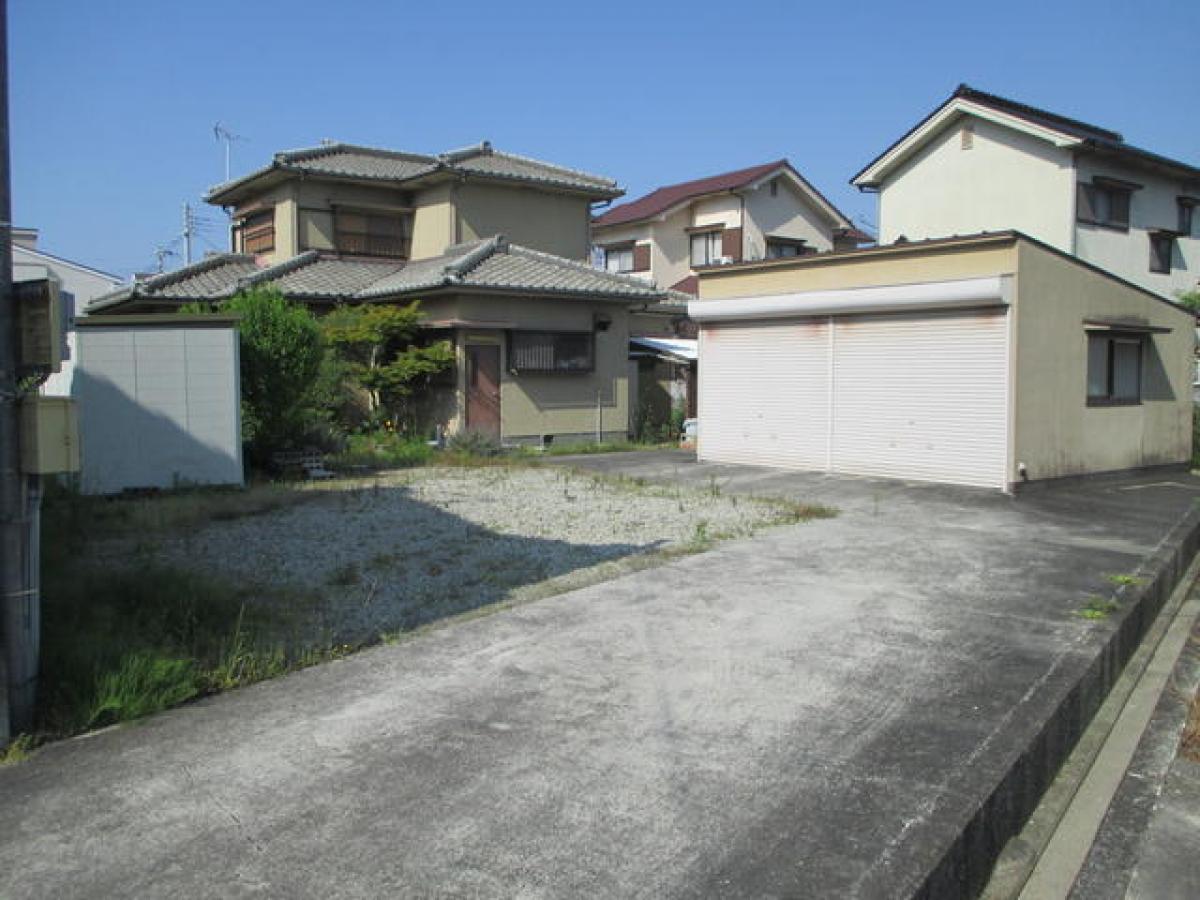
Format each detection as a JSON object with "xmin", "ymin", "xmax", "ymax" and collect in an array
[{"xmin": 104, "ymin": 466, "xmax": 815, "ymax": 644}]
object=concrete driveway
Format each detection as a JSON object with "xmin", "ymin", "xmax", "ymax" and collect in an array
[{"xmin": 3, "ymin": 452, "xmax": 1199, "ymax": 898}]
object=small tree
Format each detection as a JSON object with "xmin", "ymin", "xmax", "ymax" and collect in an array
[
  {"xmin": 320, "ymin": 301, "xmax": 453, "ymax": 432},
  {"xmin": 1177, "ymin": 289, "xmax": 1200, "ymax": 313},
  {"xmin": 221, "ymin": 287, "xmax": 323, "ymax": 463}
]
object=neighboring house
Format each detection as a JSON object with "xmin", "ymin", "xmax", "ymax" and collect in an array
[
  {"xmin": 852, "ymin": 84, "xmax": 1200, "ymax": 299},
  {"xmin": 11, "ymin": 228, "xmax": 123, "ymax": 396},
  {"xmin": 691, "ymin": 231, "xmax": 1192, "ymax": 492},
  {"xmin": 592, "ymin": 159, "xmax": 868, "ymax": 298},
  {"xmin": 205, "ymin": 140, "xmax": 621, "ymax": 265},
  {"xmin": 91, "ymin": 233, "xmax": 664, "ymax": 445},
  {"xmin": 91, "ymin": 141, "xmax": 670, "ymax": 445}
]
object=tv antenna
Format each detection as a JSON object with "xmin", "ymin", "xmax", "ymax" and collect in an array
[
  {"xmin": 153, "ymin": 245, "xmax": 175, "ymax": 273},
  {"xmin": 213, "ymin": 122, "xmax": 247, "ymax": 182}
]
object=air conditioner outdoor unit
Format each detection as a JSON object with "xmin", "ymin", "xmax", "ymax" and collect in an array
[{"xmin": 715, "ymin": 256, "xmax": 734, "ymax": 265}]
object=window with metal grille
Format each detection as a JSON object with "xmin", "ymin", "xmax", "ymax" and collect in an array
[
  {"xmin": 509, "ymin": 331, "xmax": 593, "ymax": 373},
  {"xmin": 241, "ymin": 209, "xmax": 275, "ymax": 254},
  {"xmin": 1087, "ymin": 333, "xmax": 1143, "ymax": 405},
  {"xmin": 334, "ymin": 210, "xmax": 411, "ymax": 258}
]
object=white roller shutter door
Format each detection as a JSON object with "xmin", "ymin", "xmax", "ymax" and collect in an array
[
  {"xmin": 830, "ymin": 309, "xmax": 1009, "ymax": 488},
  {"xmin": 698, "ymin": 319, "xmax": 830, "ymax": 469},
  {"xmin": 697, "ymin": 308, "xmax": 1010, "ymax": 489}
]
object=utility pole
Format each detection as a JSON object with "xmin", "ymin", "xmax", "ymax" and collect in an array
[
  {"xmin": 182, "ymin": 202, "xmax": 193, "ymax": 266},
  {"xmin": 0, "ymin": 0, "xmax": 24, "ymax": 743}
]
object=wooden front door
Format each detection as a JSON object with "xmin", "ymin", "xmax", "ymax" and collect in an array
[{"xmin": 466, "ymin": 344, "xmax": 501, "ymax": 438}]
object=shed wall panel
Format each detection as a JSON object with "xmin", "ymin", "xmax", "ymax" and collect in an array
[{"xmin": 75, "ymin": 325, "xmax": 243, "ymax": 493}]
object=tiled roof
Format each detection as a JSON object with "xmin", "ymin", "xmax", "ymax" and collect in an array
[
  {"xmin": 357, "ymin": 237, "xmax": 665, "ymax": 300},
  {"xmin": 594, "ymin": 160, "xmax": 787, "ymax": 228},
  {"xmin": 89, "ymin": 254, "xmax": 261, "ymax": 310},
  {"xmin": 89, "ymin": 237, "xmax": 666, "ymax": 312},
  {"xmin": 250, "ymin": 253, "xmax": 406, "ymax": 298},
  {"xmin": 207, "ymin": 141, "xmax": 621, "ymax": 203}
]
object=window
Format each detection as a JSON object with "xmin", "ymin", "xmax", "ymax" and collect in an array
[
  {"xmin": 1087, "ymin": 333, "xmax": 1142, "ymax": 404},
  {"xmin": 334, "ymin": 209, "xmax": 410, "ymax": 257},
  {"xmin": 509, "ymin": 331, "xmax": 593, "ymax": 373},
  {"xmin": 604, "ymin": 245, "xmax": 634, "ymax": 273},
  {"xmin": 241, "ymin": 209, "xmax": 275, "ymax": 254},
  {"xmin": 1077, "ymin": 181, "xmax": 1132, "ymax": 230},
  {"xmin": 690, "ymin": 230, "xmax": 723, "ymax": 266},
  {"xmin": 766, "ymin": 237, "xmax": 810, "ymax": 259},
  {"xmin": 769, "ymin": 179, "xmax": 779, "ymax": 197},
  {"xmin": 1178, "ymin": 198, "xmax": 1196, "ymax": 237},
  {"xmin": 1149, "ymin": 232, "xmax": 1175, "ymax": 274}
]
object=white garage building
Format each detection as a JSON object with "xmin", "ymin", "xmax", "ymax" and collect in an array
[{"xmin": 691, "ymin": 232, "xmax": 1193, "ymax": 492}]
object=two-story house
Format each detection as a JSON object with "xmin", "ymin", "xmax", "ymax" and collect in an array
[
  {"xmin": 90, "ymin": 141, "xmax": 667, "ymax": 446},
  {"xmin": 851, "ymin": 85, "xmax": 1200, "ymax": 299},
  {"xmin": 592, "ymin": 159, "xmax": 867, "ymax": 299}
]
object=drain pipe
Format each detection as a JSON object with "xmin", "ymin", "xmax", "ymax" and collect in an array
[{"xmin": 595, "ymin": 387, "xmax": 602, "ymax": 443}]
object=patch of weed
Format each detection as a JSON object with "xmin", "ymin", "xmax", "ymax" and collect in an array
[
  {"xmin": 1105, "ymin": 573, "xmax": 1145, "ymax": 587},
  {"xmin": 0, "ymin": 734, "xmax": 35, "ymax": 767},
  {"xmin": 1075, "ymin": 596, "xmax": 1120, "ymax": 620}
]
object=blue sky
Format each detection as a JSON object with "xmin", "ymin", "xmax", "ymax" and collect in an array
[{"xmin": 10, "ymin": 0, "xmax": 1199, "ymax": 278}]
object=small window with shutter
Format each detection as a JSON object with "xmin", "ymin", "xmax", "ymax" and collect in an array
[
  {"xmin": 1149, "ymin": 232, "xmax": 1174, "ymax": 274},
  {"xmin": 1077, "ymin": 179, "xmax": 1134, "ymax": 230},
  {"xmin": 1087, "ymin": 332, "xmax": 1143, "ymax": 405},
  {"xmin": 1178, "ymin": 198, "xmax": 1196, "ymax": 237},
  {"xmin": 241, "ymin": 209, "xmax": 275, "ymax": 254}
]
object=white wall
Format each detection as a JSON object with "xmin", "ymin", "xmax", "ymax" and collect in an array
[
  {"xmin": 13, "ymin": 246, "xmax": 123, "ymax": 396},
  {"xmin": 743, "ymin": 176, "xmax": 835, "ymax": 260},
  {"xmin": 877, "ymin": 116, "xmax": 1076, "ymax": 249},
  {"xmin": 74, "ymin": 323, "xmax": 244, "ymax": 493},
  {"xmin": 1074, "ymin": 156, "xmax": 1200, "ymax": 299}
]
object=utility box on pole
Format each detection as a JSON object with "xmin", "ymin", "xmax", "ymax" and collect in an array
[
  {"xmin": 14, "ymin": 277, "xmax": 62, "ymax": 372},
  {"xmin": 20, "ymin": 397, "xmax": 79, "ymax": 474}
]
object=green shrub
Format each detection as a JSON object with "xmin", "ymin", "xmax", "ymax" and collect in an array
[
  {"xmin": 223, "ymin": 287, "xmax": 324, "ymax": 466},
  {"xmin": 446, "ymin": 429, "xmax": 502, "ymax": 457},
  {"xmin": 332, "ymin": 431, "xmax": 434, "ymax": 469}
]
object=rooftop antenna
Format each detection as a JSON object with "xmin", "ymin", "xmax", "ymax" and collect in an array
[
  {"xmin": 153, "ymin": 245, "xmax": 175, "ymax": 273},
  {"xmin": 213, "ymin": 122, "xmax": 247, "ymax": 182}
]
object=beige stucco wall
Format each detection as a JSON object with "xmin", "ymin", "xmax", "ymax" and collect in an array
[
  {"xmin": 411, "ymin": 182, "xmax": 456, "ymax": 259},
  {"xmin": 412, "ymin": 293, "xmax": 631, "ymax": 441},
  {"xmin": 742, "ymin": 177, "xmax": 835, "ymax": 260},
  {"xmin": 691, "ymin": 194, "xmax": 742, "ymax": 229},
  {"xmin": 1073, "ymin": 155, "xmax": 1200, "ymax": 299},
  {"xmin": 877, "ymin": 116, "xmax": 1076, "ymax": 250},
  {"xmin": 697, "ymin": 240, "xmax": 1018, "ymax": 300},
  {"xmin": 456, "ymin": 183, "xmax": 591, "ymax": 261},
  {"xmin": 233, "ymin": 182, "xmax": 298, "ymax": 264},
  {"xmin": 1011, "ymin": 240, "xmax": 1193, "ymax": 481}
]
